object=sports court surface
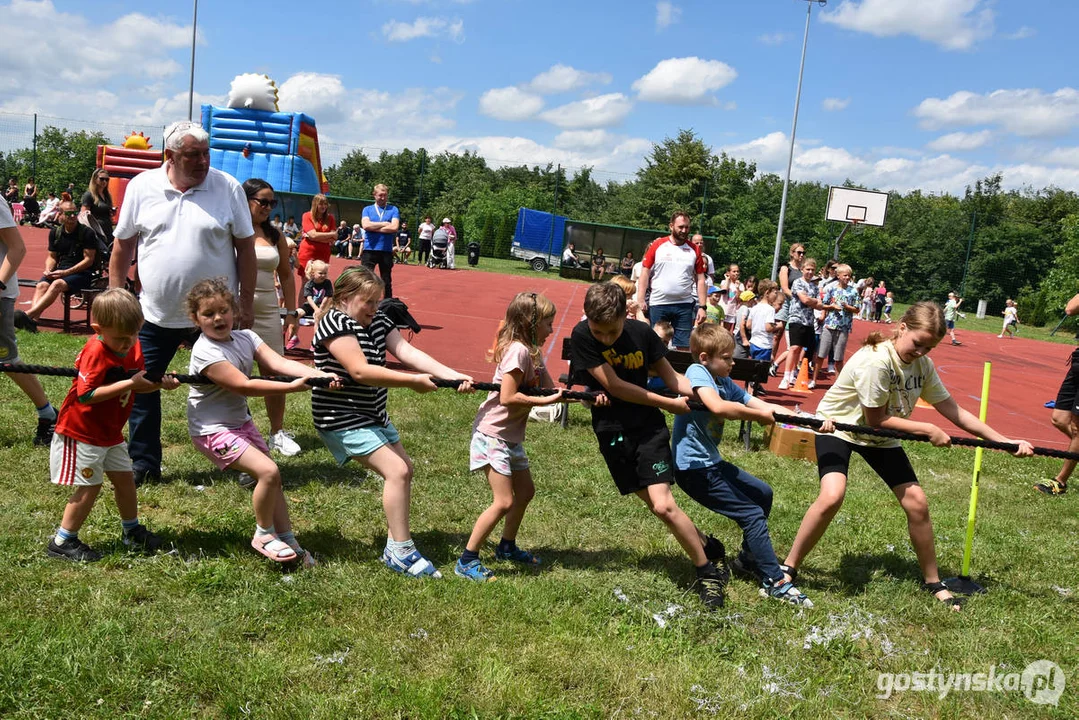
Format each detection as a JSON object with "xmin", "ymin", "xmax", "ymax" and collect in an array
[{"xmin": 13, "ymin": 225, "xmax": 1074, "ymax": 449}]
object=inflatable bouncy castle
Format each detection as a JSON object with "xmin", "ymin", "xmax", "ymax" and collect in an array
[
  {"xmin": 201, "ymin": 73, "xmax": 329, "ymax": 195},
  {"xmin": 96, "ymin": 131, "xmax": 164, "ymax": 221}
]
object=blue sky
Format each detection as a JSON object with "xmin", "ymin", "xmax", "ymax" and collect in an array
[{"xmin": 4, "ymin": 0, "xmax": 1078, "ymax": 194}]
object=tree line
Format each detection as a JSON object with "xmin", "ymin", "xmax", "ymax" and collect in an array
[{"xmin": 4, "ymin": 127, "xmax": 1078, "ymax": 325}]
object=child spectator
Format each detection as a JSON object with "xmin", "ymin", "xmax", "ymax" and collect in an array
[
  {"xmin": 312, "ymin": 266, "xmax": 474, "ymax": 578},
  {"xmin": 748, "ymin": 280, "xmax": 781, "ymax": 361},
  {"xmin": 860, "ymin": 277, "xmax": 875, "ymax": 321},
  {"xmin": 882, "ymin": 291, "xmax": 895, "ymax": 323},
  {"xmin": 653, "ymin": 320, "xmax": 674, "ymax": 348},
  {"xmin": 944, "ymin": 292, "xmax": 963, "ymax": 345},
  {"xmin": 999, "ymin": 299, "xmax": 1019, "ymax": 338},
  {"xmin": 672, "ymin": 324, "xmax": 812, "ymax": 606},
  {"xmin": 705, "ymin": 285, "xmax": 725, "ymax": 324},
  {"xmin": 610, "ymin": 275, "xmax": 644, "ymax": 321},
  {"xmin": 457, "ymin": 292, "xmax": 564, "ymax": 581},
  {"xmin": 811, "ymin": 263, "xmax": 860, "ymax": 389},
  {"xmin": 186, "ymin": 278, "xmax": 338, "ymax": 566},
  {"xmin": 778, "ymin": 257, "xmax": 821, "ymax": 390},
  {"xmin": 47, "ymin": 288, "xmax": 180, "ymax": 561},
  {"xmin": 733, "ymin": 289, "xmax": 755, "ymax": 359},
  {"xmin": 719, "ymin": 264, "xmax": 744, "ymax": 330},
  {"xmin": 569, "ymin": 282, "xmax": 730, "ymax": 610}
]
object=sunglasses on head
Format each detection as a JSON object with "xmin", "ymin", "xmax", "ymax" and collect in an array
[{"xmin": 251, "ymin": 197, "xmax": 277, "ymax": 209}]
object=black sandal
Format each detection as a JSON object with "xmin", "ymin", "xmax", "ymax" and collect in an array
[
  {"xmin": 922, "ymin": 581, "xmax": 963, "ymax": 611},
  {"xmin": 779, "ymin": 563, "xmax": 798, "ymax": 583}
]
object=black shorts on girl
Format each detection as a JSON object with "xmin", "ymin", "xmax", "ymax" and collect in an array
[
  {"xmin": 815, "ymin": 434, "xmax": 919, "ymax": 489},
  {"xmin": 1054, "ymin": 347, "xmax": 1079, "ymax": 415},
  {"xmin": 595, "ymin": 423, "xmax": 674, "ymax": 495},
  {"xmin": 788, "ymin": 321, "xmax": 814, "ymax": 349}
]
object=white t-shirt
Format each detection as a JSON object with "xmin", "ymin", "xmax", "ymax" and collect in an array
[
  {"xmin": 418, "ymin": 222, "xmax": 435, "ymax": 241},
  {"xmin": 748, "ymin": 303, "xmax": 776, "ymax": 348},
  {"xmin": 630, "ymin": 261, "xmax": 644, "ymax": 283},
  {"xmin": 641, "ymin": 236, "xmax": 705, "ymax": 307},
  {"xmin": 187, "ymin": 329, "xmax": 262, "ymax": 436},
  {"xmin": 734, "ymin": 303, "xmax": 752, "ymax": 343},
  {"xmin": 1004, "ymin": 307, "xmax": 1018, "ymax": 324},
  {"xmin": 114, "ymin": 166, "xmax": 254, "ymax": 328},
  {"xmin": 719, "ymin": 278, "xmax": 744, "ymax": 318},
  {"xmin": 816, "ymin": 340, "xmax": 951, "ymax": 448},
  {"xmin": 0, "ymin": 201, "xmax": 19, "ymax": 299}
]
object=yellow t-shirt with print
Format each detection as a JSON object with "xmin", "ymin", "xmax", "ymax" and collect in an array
[{"xmin": 816, "ymin": 340, "xmax": 950, "ymax": 448}]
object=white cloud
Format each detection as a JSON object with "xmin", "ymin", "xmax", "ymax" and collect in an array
[
  {"xmin": 914, "ymin": 88, "xmax": 1079, "ymax": 138},
  {"xmin": 1005, "ymin": 26, "xmax": 1036, "ymax": 40},
  {"xmin": 538, "ymin": 93, "xmax": 633, "ymax": 129},
  {"xmin": 382, "ymin": 16, "xmax": 464, "ymax": 43},
  {"xmin": 822, "ymin": 98, "xmax": 850, "ymax": 112},
  {"xmin": 757, "ymin": 32, "xmax": 790, "ymax": 46},
  {"xmin": 528, "ymin": 64, "xmax": 612, "ymax": 95},
  {"xmin": 553, "ymin": 130, "xmax": 613, "ymax": 150},
  {"xmin": 926, "ymin": 130, "xmax": 992, "ymax": 152},
  {"xmin": 478, "ymin": 86, "xmax": 544, "ymax": 121},
  {"xmin": 821, "ymin": 0, "xmax": 994, "ymax": 51},
  {"xmin": 656, "ymin": 2, "xmax": 681, "ymax": 31},
  {"xmin": 632, "ymin": 57, "xmax": 737, "ymax": 105},
  {"xmin": 1037, "ymin": 147, "xmax": 1079, "ymax": 168}
]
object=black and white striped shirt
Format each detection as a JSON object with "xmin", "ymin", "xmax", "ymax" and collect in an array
[{"xmin": 312, "ymin": 308, "xmax": 394, "ymax": 431}]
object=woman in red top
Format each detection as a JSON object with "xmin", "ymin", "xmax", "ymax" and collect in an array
[{"xmin": 297, "ymin": 194, "xmax": 335, "ymax": 307}]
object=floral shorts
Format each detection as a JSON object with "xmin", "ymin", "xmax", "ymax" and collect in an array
[{"xmin": 469, "ymin": 430, "xmax": 529, "ymax": 476}]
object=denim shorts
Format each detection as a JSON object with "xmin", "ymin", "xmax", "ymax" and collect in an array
[{"xmin": 319, "ymin": 422, "xmax": 400, "ymax": 465}]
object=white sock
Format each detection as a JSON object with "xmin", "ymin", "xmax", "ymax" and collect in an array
[
  {"xmin": 256, "ymin": 524, "xmax": 275, "ymax": 537},
  {"xmin": 387, "ymin": 537, "xmax": 416, "ymax": 559}
]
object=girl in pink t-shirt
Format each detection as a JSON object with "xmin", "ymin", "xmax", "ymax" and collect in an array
[{"xmin": 457, "ymin": 292, "xmax": 564, "ymax": 581}]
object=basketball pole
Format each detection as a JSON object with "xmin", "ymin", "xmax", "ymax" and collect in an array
[{"xmin": 945, "ymin": 361, "xmax": 992, "ymax": 595}]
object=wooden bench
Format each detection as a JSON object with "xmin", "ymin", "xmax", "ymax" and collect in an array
[
  {"xmin": 556, "ymin": 336, "xmax": 771, "ymax": 449},
  {"xmin": 17, "ymin": 278, "xmax": 101, "ymax": 333}
]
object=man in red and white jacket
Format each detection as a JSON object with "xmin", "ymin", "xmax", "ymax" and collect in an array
[{"xmin": 636, "ymin": 211, "xmax": 708, "ymax": 349}]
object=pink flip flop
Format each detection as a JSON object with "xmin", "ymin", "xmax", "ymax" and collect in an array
[{"xmin": 251, "ymin": 534, "xmax": 297, "ymax": 562}]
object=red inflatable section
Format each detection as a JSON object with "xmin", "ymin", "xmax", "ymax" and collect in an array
[{"xmin": 96, "ymin": 139, "xmax": 164, "ymax": 223}]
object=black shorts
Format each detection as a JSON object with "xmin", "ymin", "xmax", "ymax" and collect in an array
[
  {"xmin": 595, "ymin": 423, "xmax": 674, "ymax": 495},
  {"xmin": 40, "ymin": 271, "xmax": 93, "ymax": 294},
  {"xmin": 815, "ymin": 434, "xmax": 919, "ymax": 489},
  {"xmin": 788, "ymin": 322, "xmax": 814, "ymax": 349},
  {"xmin": 1054, "ymin": 348, "xmax": 1079, "ymax": 415}
]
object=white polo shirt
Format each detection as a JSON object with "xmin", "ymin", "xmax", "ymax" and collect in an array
[
  {"xmin": 0, "ymin": 201, "xmax": 20, "ymax": 299},
  {"xmin": 641, "ymin": 235, "xmax": 706, "ymax": 307},
  {"xmin": 114, "ymin": 166, "xmax": 254, "ymax": 328}
]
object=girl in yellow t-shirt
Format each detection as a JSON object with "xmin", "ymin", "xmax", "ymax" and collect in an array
[{"xmin": 780, "ymin": 302, "xmax": 1033, "ymax": 611}]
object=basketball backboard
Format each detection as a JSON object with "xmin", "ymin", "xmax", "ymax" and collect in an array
[{"xmin": 825, "ymin": 186, "xmax": 889, "ymax": 227}]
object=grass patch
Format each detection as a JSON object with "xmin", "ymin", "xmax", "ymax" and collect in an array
[
  {"xmin": 1, "ymin": 329, "xmax": 1077, "ymax": 717},
  {"xmin": 892, "ymin": 301, "xmax": 1079, "ymax": 346}
]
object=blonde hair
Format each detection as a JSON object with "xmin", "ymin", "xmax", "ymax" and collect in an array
[
  {"xmin": 583, "ymin": 282, "xmax": 626, "ymax": 324},
  {"xmin": 835, "ymin": 263, "xmax": 851, "ymax": 276},
  {"xmin": 186, "ymin": 277, "xmax": 237, "ymax": 319},
  {"xmin": 609, "ymin": 274, "xmax": 636, "ymax": 299},
  {"xmin": 490, "ymin": 292, "xmax": 556, "ymax": 366},
  {"xmin": 332, "ymin": 265, "xmax": 383, "ymax": 309},
  {"xmin": 310, "ymin": 193, "xmax": 329, "ymax": 221},
  {"xmin": 91, "ymin": 288, "xmax": 143, "ymax": 334},
  {"xmin": 305, "ymin": 259, "xmax": 329, "ymax": 281},
  {"xmin": 757, "ymin": 279, "xmax": 778, "ymax": 300},
  {"xmin": 86, "ymin": 168, "xmax": 111, "ymax": 207},
  {"xmin": 863, "ymin": 301, "xmax": 945, "ymax": 348},
  {"xmin": 802, "ymin": 256, "xmax": 818, "ymax": 270},
  {"xmin": 690, "ymin": 323, "xmax": 735, "ymax": 358},
  {"xmin": 654, "ymin": 321, "xmax": 674, "ymax": 344}
]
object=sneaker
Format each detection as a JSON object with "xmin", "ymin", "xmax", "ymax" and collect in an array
[
  {"xmin": 238, "ymin": 473, "xmax": 257, "ymax": 489},
  {"xmin": 14, "ymin": 310, "xmax": 38, "ymax": 333},
  {"xmin": 133, "ymin": 468, "xmax": 161, "ymax": 487},
  {"xmin": 383, "ymin": 548, "xmax": 443, "ymax": 578},
  {"xmin": 299, "ymin": 318, "xmax": 314, "ymax": 326},
  {"xmin": 285, "ymin": 336, "xmax": 300, "ymax": 351},
  {"xmin": 494, "ymin": 546, "xmax": 541, "ymax": 565},
  {"xmin": 951, "ymin": 340, "xmax": 962, "ymax": 346},
  {"xmin": 33, "ymin": 416, "xmax": 55, "ymax": 447},
  {"xmin": 1035, "ymin": 478, "xmax": 1067, "ymax": 496},
  {"xmin": 122, "ymin": 524, "xmax": 163, "ymax": 553},
  {"xmin": 46, "ymin": 536, "xmax": 102, "ymax": 562},
  {"xmin": 777, "ymin": 378, "xmax": 790, "ymax": 390},
  {"xmin": 455, "ymin": 558, "xmax": 497, "ymax": 582},
  {"xmin": 695, "ymin": 573, "xmax": 727, "ymax": 610},
  {"xmin": 807, "ymin": 381, "xmax": 816, "ymax": 390},
  {"xmin": 702, "ymin": 534, "xmax": 727, "ymax": 564},
  {"xmin": 768, "ymin": 363, "xmax": 779, "ymax": 377},
  {"xmin": 270, "ymin": 429, "xmax": 301, "ymax": 457},
  {"xmin": 760, "ymin": 580, "xmax": 813, "ymax": 607}
]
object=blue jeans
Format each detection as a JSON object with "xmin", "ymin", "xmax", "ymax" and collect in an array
[
  {"xmin": 649, "ymin": 302, "xmax": 696, "ymax": 349},
  {"xmin": 128, "ymin": 321, "xmax": 199, "ymax": 476},
  {"xmin": 675, "ymin": 461, "xmax": 783, "ymax": 583}
]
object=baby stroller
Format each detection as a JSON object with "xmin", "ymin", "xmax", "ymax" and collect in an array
[{"xmin": 427, "ymin": 228, "xmax": 449, "ymax": 269}]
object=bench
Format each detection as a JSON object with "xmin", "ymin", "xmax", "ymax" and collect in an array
[
  {"xmin": 17, "ymin": 278, "xmax": 102, "ymax": 333},
  {"xmin": 556, "ymin": 336, "xmax": 771, "ymax": 450}
]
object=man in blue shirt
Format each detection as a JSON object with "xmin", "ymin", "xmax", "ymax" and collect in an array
[{"xmin": 360, "ymin": 183, "xmax": 400, "ymax": 298}]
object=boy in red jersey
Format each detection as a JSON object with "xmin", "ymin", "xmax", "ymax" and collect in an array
[{"xmin": 46, "ymin": 289, "xmax": 179, "ymax": 562}]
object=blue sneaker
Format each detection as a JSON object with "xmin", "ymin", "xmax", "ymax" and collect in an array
[
  {"xmin": 759, "ymin": 580, "xmax": 813, "ymax": 608},
  {"xmin": 494, "ymin": 546, "xmax": 541, "ymax": 565},
  {"xmin": 382, "ymin": 548, "xmax": 442, "ymax": 578},
  {"xmin": 455, "ymin": 558, "xmax": 497, "ymax": 582}
]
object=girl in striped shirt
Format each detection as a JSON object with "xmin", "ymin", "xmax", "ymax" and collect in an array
[{"xmin": 312, "ymin": 266, "xmax": 474, "ymax": 578}]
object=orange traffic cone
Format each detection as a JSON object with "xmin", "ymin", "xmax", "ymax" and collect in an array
[{"xmin": 792, "ymin": 358, "xmax": 811, "ymax": 393}]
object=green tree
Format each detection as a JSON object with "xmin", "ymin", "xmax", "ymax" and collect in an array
[{"xmin": 5, "ymin": 126, "xmax": 111, "ymax": 196}]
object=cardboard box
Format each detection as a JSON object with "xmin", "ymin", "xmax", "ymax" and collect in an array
[{"xmin": 765, "ymin": 423, "xmax": 818, "ymax": 462}]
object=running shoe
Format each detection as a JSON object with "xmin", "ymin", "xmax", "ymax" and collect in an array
[
  {"xmin": 46, "ymin": 536, "xmax": 102, "ymax": 562},
  {"xmin": 1035, "ymin": 478, "xmax": 1067, "ymax": 496}
]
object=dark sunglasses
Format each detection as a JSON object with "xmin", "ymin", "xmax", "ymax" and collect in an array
[
  {"xmin": 61, "ymin": 210, "xmax": 79, "ymax": 217},
  {"xmin": 794, "ymin": 250, "xmax": 805, "ymax": 255},
  {"xmin": 251, "ymin": 197, "xmax": 277, "ymax": 209},
  {"xmin": 98, "ymin": 176, "xmax": 110, "ymax": 181}
]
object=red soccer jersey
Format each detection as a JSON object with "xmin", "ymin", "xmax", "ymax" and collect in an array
[
  {"xmin": 55, "ymin": 337, "xmax": 145, "ymax": 447},
  {"xmin": 641, "ymin": 236, "xmax": 706, "ymax": 306}
]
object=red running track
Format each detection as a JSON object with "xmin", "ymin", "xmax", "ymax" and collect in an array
[{"xmin": 11, "ymin": 225, "xmax": 1075, "ymax": 448}]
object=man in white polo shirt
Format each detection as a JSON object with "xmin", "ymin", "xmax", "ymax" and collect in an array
[
  {"xmin": 109, "ymin": 120, "xmax": 256, "ymax": 485},
  {"xmin": 636, "ymin": 211, "xmax": 707, "ymax": 349}
]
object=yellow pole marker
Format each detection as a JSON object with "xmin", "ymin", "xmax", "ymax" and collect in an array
[{"xmin": 960, "ymin": 361, "xmax": 991, "ymax": 578}]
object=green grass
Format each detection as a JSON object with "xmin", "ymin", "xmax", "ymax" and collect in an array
[
  {"xmin": 893, "ymin": 301, "xmax": 1079, "ymax": 346},
  {"xmin": 2, "ymin": 330, "xmax": 1077, "ymax": 718},
  {"xmin": 453, "ymin": 254, "xmax": 591, "ymax": 283}
]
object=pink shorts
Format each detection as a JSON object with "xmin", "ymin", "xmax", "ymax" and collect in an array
[{"xmin": 192, "ymin": 420, "xmax": 270, "ymax": 470}]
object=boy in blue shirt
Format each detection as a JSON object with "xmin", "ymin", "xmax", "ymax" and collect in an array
[{"xmin": 672, "ymin": 323, "xmax": 814, "ymax": 607}]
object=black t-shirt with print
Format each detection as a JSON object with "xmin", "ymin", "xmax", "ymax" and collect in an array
[
  {"xmin": 48, "ymin": 224, "xmax": 96, "ymax": 271},
  {"xmin": 570, "ymin": 318, "xmax": 668, "ymax": 432}
]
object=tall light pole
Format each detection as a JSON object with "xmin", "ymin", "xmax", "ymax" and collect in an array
[
  {"xmin": 187, "ymin": 0, "xmax": 199, "ymax": 121},
  {"xmin": 771, "ymin": 0, "xmax": 825, "ymax": 280}
]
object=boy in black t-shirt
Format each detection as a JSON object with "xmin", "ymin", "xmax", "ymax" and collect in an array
[{"xmin": 570, "ymin": 282, "xmax": 730, "ymax": 609}]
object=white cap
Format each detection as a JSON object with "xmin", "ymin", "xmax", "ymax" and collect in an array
[{"xmin": 442, "ymin": 217, "xmax": 452, "ymax": 223}]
